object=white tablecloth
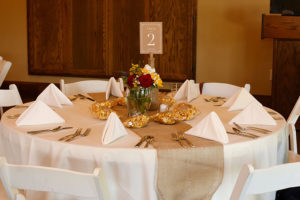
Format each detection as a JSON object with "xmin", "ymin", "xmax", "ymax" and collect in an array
[{"xmin": 0, "ymin": 95, "xmax": 288, "ymax": 200}]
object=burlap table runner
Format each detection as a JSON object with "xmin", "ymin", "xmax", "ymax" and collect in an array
[{"xmin": 89, "ymin": 92, "xmax": 224, "ymax": 200}]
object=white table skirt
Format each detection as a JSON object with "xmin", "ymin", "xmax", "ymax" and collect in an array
[{"xmin": 0, "ymin": 95, "xmax": 288, "ymax": 200}]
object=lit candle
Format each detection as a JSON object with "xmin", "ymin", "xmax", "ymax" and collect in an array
[{"xmin": 160, "ymin": 104, "xmax": 168, "ymax": 112}]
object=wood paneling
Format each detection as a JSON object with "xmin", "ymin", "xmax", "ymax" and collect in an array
[
  {"xmin": 272, "ymin": 40, "xmax": 300, "ymax": 118},
  {"xmin": 28, "ymin": 0, "xmax": 64, "ymax": 74},
  {"xmin": 261, "ymin": 15, "xmax": 300, "ymax": 128},
  {"xmin": 148, "ymin": 0, "xmax": 196, "ymax": 81},
  {"xmin": 262, "ymin": 15, "xmax": 300, "ymax": 40},
  {"xmin": 108, "ymin": 0, "xmax": 146, "ymax": 76},
  {"xmin": 27, "ymin": 0, "xmax": 197, "ymax": 81}
]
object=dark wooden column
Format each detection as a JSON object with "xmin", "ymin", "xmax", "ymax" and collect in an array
[{"xmin": 262, "ymin": 14, "xmax": 300, "ymax": 129}]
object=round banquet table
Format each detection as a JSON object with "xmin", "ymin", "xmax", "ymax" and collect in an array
[{"xmin": 0, "ymin": 94, "xmax": 288, "ymax": 200}]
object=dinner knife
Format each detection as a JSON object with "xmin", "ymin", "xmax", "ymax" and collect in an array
[
  {"xmin": 227, "ymin": 131, "xmax": 256, "ymax": 139},
  {"xmin": 27, "ymin": 127, "xmax": 73, "ymax": 134}
]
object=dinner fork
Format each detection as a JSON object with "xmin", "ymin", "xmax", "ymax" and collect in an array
[
  {"xmin": 80, "ymin": 128, "xmax": 91, "ymax": 137},
  {"xmin": 65, "ymin": 128, "xmax": 82, "ymax": 142},
  {"xmin": 144, "ymin": 137, "xmax": 155, "ymax": 148},
  {"xmin": 171, "ymin": 133, "xmax": 185, "ymax": 148},
  {"xmin": 58, "ymin": 128, "xmax": 81, "ymax": 141},
  {"xmin": 178, "ymin": 132, "xmax": 195, "ymax": 148}
]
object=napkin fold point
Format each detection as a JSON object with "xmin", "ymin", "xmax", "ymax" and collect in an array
[
  {"xmin": 222, "ymin": 88, "xmax": 261, "ymax": 111},
  {"xmin": 36, "ymin": 83, "xmax": 73, "ymax": 108},
  {"xmin": 102, "ymin": 112, "xmax": 128, "ymax": 144},
  {"xmin": 229, "ymin": 102, "xmax": 277, "ymax": 126},
  {"xmin": 174, "ymin": 80, "xmax": 200, "ymax": 102},
  {"xmin": 16, "ymin": 100, "xmax": 65, "ymax": 126},
  {"xmin": 185, "ymin": 112, "xmax": 229, "ymax": 144},
  {"xmin": 105, "ymin": 77, "xmax": 124, "ymax": 100}
]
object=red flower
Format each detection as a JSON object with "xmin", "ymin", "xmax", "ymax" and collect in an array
[
  {"xmin": 127, "ymin": 75, "xmax": 136, "ymax": 88},
  {"xmin": 139, "ymin": 74, "xmax": 153, "ymax": 88}
]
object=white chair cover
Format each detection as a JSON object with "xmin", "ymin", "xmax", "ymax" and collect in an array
[
  {"xmin": 60, "ymin": 79, "xmax": 109, "ymax": 96},
  {"xmin": 202, "ymin": 82, "xmax": 251, "ymax": 98}
]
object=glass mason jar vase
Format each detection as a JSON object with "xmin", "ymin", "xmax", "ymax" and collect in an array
[{"xmin": 126, "ymin": 87, "xmax": 152, "ymax": 117}]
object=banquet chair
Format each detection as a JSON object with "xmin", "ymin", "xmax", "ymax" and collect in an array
[
  {"xmin": 230, "ymin": 162, "xmax": 300, "ymax": 200},
  {"xmin": 201, "ymin": 82, "xmax": 251, "ymax": 98},
  {"xmin": 0, "ymin": 156, "xmax": 111, "ymax": 200},
  {"xmin": 0, "ymin": 84, "xmax": 23, "ymax": 117},
  {"xmin": 60, "ymin": 79, "xmax": 109, "ymax": 96},
  {"xmin": 0, "ymin": 56, "xmax": 2, "ymax": 60},
  {"xmin": 287, "ymin": 96, "xmax": 300, "ymax": 162},
  {"xmin": 0, "ymin": 60, "xmax": 12, "ymax": 87}
]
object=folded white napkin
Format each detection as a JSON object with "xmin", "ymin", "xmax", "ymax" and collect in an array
[
  {"xmin": 185, "ymin": 112, "xmax": 229, "ymax": 144},
  {"xmin": 105, "ymin": 77, "xmax": 124, "ymax": 100},
  {"xmin": 229, "ymin": 102, "xmax": 276, "ymax": 125},
  {"xmin": 16, "ymin": 100, "xmax": 65, "ymax": 126},
  {"xmin": 118, "ymin": 78, "xmax": 124, "ymax": 92},
  {"xmin": 36, "ymin": 83, "xmax": 73, "ymax": 108},
  {"xmin": 174, "ymin": 80, "xmax": 200, "ymax": 102},
  {"xmin": 222, "ymin": 88, "xmax": 261, "ymax": 111},
  {"xmin": 101, "ymin": 112, "xmax": 128, "ymax": 144}
]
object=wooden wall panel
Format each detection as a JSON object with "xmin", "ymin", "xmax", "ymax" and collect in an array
[
  {"xmin": 72, "ymin": 0, "xmax": 106, "ymax": 73},
  {"xmin": 27, "ymin": 0, "xmax": 196, "ymax": 81},
  {"xmin": 28, "ymin": 0, "xmax": 64, "ymax": 73},
  {"xmin": 148, "ymin": 0, "xmax": 196, "ymax": 81},
  {"xmin": 108, "ymin": 0, "xmax": 146, "ymax": 76},
  {"xmin": 272, "ymin": 40, "xmax": 300, "ymax": 119}
]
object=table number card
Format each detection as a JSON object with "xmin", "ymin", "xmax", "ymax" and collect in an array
[{"xmin": 140, "ymin": 22, "xmax": 163, "ymax": 54}]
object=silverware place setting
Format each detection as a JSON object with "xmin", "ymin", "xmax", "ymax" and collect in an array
[
  {"xmin": 14, "ymin": 105, "xmax": 29, "ymax": 109},
  {"xmin": 76, "ymin": 94, "xmax": 95, "ymax": 102},
  {"xmin": 27, "ymin": 126, "xmax": 73, "ymax": 134},
  {"xmin": 135, "ymin": 135, "xmax": 155, "ymax": 148},
  {"xmin": 233, "ymin": 122, "xmax": 271, "ymax": 134},
  {"xmin": 267, "ymin": 111, "xmax": 284, "ymax": 120},
  {"xmin": 227, "ymin": 129, "xmax": 257, "ymax": 139},
  {"xmin": 171, "ymin": 133, "xmax": 185, "ymax": 147},
  {"xmin": 58, "ymin": 128, "xmax": 91, "ymax": 142},
  {"xmin": 177, "ymin": 132, "xmax": 195, "ymax": 148},
  {"xmin": 232, "ymin": 127, "xmax": 259, "ymax": 139},
  {"xmin": 6, "ymin": 113, "xmax": 21, "ymax": 119}
]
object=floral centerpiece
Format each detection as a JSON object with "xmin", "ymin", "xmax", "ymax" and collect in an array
[{"xmin": 123, "ymin": 64, "xmax": 163, "ymax": 116}]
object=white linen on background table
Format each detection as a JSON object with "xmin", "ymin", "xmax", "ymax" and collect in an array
[{"xmin": 0, "ymin": 95, "xmax": 288, "ymax": 200}]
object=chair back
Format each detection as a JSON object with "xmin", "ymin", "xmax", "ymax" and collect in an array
[
  {"xmin": 287, "ymin": 96, "xmax": 300, "ymax": 153},
  {"xmin": 0, "ymin": 156, "xmax": 110, "ymax": 200},
  {"xmin": 60, "ymin": 79, "xmax": 109, "ymax": 96},
  {"xmin": 230, "ymin": 162, "xmax": 300, "ymax": 200},
  {"xmin": 0, "ymin": 84, "xmax": 23, "ymax": 116},
  {"xmin": 0, "ymin": 56, "xmax": 2, "ymax": 60},
  {"xmin": 0, "ymin": 61, "xmax": 12, "ymax": 87},
  {"xmin": 202, "ymin": 82, "xmax": 247, "ymax": 98},
  {"xmin": 244, "ymin": 83, "xmax": 251, "ymax": 92}
]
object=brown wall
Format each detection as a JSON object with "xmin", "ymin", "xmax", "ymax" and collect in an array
[{"xmin": 0, "ymin": 0, "xmax": 273, "ymax": 95}]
